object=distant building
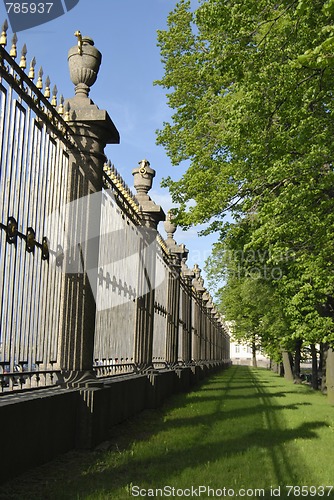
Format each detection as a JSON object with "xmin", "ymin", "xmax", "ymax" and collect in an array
[{"xmin": 230, "ymin": 342, "xmax": 270, "ymax": 368}]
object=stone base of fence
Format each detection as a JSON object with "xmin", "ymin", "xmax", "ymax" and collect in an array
[
  {"xmin": 0, "ymin": 387, "xmax": 80, "ymax": 483},
  {"xmin": 0, "ymin": 362, "xmax": 230, "ymax": 484}
]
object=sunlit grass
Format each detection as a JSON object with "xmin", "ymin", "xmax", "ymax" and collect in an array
[{"xmin": 1, "ymin": 366, "xmax": 334, "ymax": 499}]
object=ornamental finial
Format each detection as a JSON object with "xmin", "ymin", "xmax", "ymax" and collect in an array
[
  {"xmin": 164, "ymin": 210, "xmax": 177, "ymax": 243},
  {"xmin": 132, "ymin": 159, "xmax": 155, "ymax": 201},
  {"xmin": 28, "ymin": 57, "xmax": 36, "ymax": 79},
  {"xmin": 0, "ymin": 20, "xmax": 8, "ymax": 46},
  {"xmin": 36, "ymin": 66, "xmax": 43, "ymax": 89},
  {"xmin": 19, "ymin": 43, "xmax": 27, "ymax": 69},
  {"xmin": 10, "ymin": 33, "xmax": 17, "ymax": 58},
  {"xmin": 74, "ymin": 30, "xmax": 82, "ymax": 55},
  {"xmin": 68, "ymin": 33, "xmax": 101, "ymax": 98},
  {"xmin": 44, "ymin": 75, "xmax": 50, "ymax": 98}
]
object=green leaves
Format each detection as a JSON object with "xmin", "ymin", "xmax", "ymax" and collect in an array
[{"xmin": 156, "ymin": 0, "xmax": 334, "ymax": 351}]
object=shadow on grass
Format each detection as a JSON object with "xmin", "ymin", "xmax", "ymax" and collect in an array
[
  {"xmin": 184, "ymin": 390, "xmax": 302, "ymax": 400},
  {"xmin": 78, "ymin": 367, "xmax": 326, "ymax": 496},
  {"xmin": 156, "ymin": 401, "xmax": 312, "ymax": 428},
  {"xmin": 90, "ymin": 421, "xmax": 325, "ymax": 489},
  {"xmin": 68, "ymin": 368, "xmax": 327, "ymax": 496},
  {"xmin": 0, "ymin": 366, "xmax": 327, "ymax": 499}
]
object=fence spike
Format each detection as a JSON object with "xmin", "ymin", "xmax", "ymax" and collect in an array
[
  {"xmin": 44, "ymin": 75, "xmax": 50, "ymax": 98},
  {"xmin": 10, "ymin": 33, "xmax": 17, "ymax": 58},
  {"xmin": 0, "ymin": 20, "xmax": 8, "ymax": 46},
  {"xmin": 28, "ymin": 57, "xmax": 36, "ymax": 79},
  {"xmin": 64, "ymin": 101, "xmax": 70, "ymax": 121},
  {"xmin": 58, "ymin": 94, "xmax": 64, "ymax": 114},
  {"xmin": 19, "ymin": 43, "xmax": 27, "ymax": 69},
  {"xmin": 51, "ymin": 85, "xmax": 57, "ymax": 106},
  {"xmin": 36, "ymin": 66, "xmax": 43, "ymax": 89}
]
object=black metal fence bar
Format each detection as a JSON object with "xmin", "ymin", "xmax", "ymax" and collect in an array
[
  {"xmin": 152, "ymin": 247, "xmax": 169, "ymax": 366},
  {"xmin": 0, "ymin": 32, "xmax": 230, "ymax": 394},
  {"xmin": 0, "ymin": 41, "xmax": 71, "ymax": 391},
  {"xmin": 93, "ymin": 182, "xmax": 141, "ymax": 371}
]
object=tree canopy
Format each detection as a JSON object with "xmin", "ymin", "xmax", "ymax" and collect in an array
[{"xmin": 156, "ymin": 0, "xmax": 334, "ymax": 360}]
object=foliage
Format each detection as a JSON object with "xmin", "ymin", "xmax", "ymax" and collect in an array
[
  {"xmin": 156, "ymin": 0, "xmax": 334, "ymax": 352},
  {"xmin": 206, "ymin": 233, "xmax": 293, "ymax": 361}
]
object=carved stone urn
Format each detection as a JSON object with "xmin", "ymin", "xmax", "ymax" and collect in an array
[
  {"xmin": 68, "ymin": 35, "xmax": 101, "ymax": 98},
  {"xmin": 164, "ymin": 210, "xmax": 177, "ymax": 243},
  {"xmin": 132, "ymin": 159, "xmax": 156, "ymax": 202}
]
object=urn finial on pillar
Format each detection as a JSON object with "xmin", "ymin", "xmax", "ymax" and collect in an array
[
  {"xmin": 193, "ymin": 263, "xmax": 201, "ymax": 279},
  {"xmin": 164, "ymin": 210, "xmax": 177, "ymax": 245},
  {"xmin": 68, "ymin": 32, "xmax": 101, "ymax": 99},
  {"xmin": 132, "ymin": 159, "xmax": 155, "ymax": 202},
  {"xmin": 193, "ymin": 263, "xmax": 205, "ymax": 293},
  {"xmin": 132, "ymin": 159, "xmax": 165, "ymax": 229}
]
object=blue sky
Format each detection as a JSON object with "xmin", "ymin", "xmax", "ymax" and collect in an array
[{"xmin": 0, "ymin": 0, "xmax": 218, "ymax": 283}]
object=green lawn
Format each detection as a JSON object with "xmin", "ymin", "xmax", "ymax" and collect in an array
[{"xmin": 1, "ymin": 365, "xmax": 334, "ymax": 499}]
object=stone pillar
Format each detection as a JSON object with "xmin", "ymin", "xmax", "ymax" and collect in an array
[
  {"xmin": 181, "ymin": 256, "xmax": 195, "ymax": 364},
  {"xmin": 201, "ymin": 291, "xmax": 210, "ymax": 360},
  {"xmin": 213, "ymin": 311, "xmax": 221, "ymax": 361},
  {"xmin": 132, "ymin": 160, "xmax": 165, "ymax": 370},
  {"xmin": 220, "ymin": 322, "xmax": 227, "ymax": 362},
  {"xmin": 205, "ymin": 294, "xmax": 214, "ymax": 361},
  {"xmin": 215, "ymin": 321, "xmax": 221, "ymax": 361},
  {"xmin": 192, "ymin": 264, "xmax": 205, "ymax": 361},
  {"xmin": 164, "ymin": 211, "xmax": 185, "ymax": 367},
  {"xmin": 59, "ymin": 35, "xmax": 120, "ymax": 387}
]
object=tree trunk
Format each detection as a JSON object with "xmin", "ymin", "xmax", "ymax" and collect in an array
[
  {"xmin": 271, "ymin": 360, "xmax": 284, "ymax": 376},
  {"xmin": 319, "ymin": 343, "xmax": 324, "ymax": 373},
  {"xmin": 271, "ymin": 360, "xmax": 278, "ymax": 373},
  {"xmin": 293, "ymin": 338, "xmax": 302, "ymax": 382},
  {"xmin": 326, "ymin": 347, "xmax": 334, "ymax": 405},
  {"xmin": 310, "ymin": 344, "xmax": 318, "ymax": 390},
  {"xmin": 282, "ymin": 350, "xmax": 294, "ymax": 381},
  {"xmin": 252, "ymin": 338, "xmax": 257, "ymax": 368},
  {"xmin": 320, "ymin": 343, "xmax": 329, "ymax": 394}
]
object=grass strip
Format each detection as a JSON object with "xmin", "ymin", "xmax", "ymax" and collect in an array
[{"xmin": 1, "ymin": 365, "xmax": 334, "ymax": 499}]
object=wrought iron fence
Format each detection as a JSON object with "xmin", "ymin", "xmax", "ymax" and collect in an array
[
  {"xmin": 0, "ymin": 28, "xmax": 230, "ymax": 393},
  {"xmin": 0, "ymin": 35, "xmax": 73, "ymax": 392}
]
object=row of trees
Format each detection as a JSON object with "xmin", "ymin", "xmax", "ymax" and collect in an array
[{"xmin": 155, "ymin": 0, "xmax": 334, "ymax": 397}]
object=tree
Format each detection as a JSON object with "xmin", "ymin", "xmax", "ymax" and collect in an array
[
  {"xmin": 156, "ymin": 0, "xmax": 334, "ymax": 397},
  {"xmin": 156, "ymin": 0, "xmax": 334, "ymax": 229},
  {"xmin": 206, "ymin": 227, "xmax": 294, "ymax": 369}
]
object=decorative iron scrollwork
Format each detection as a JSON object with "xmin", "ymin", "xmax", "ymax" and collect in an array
[
  {"xmin": 26, "ymin": 227, "xmax": 35, "ymax": 253},
  {"xmin": 41, "ymin": 237, "xmax": 49, "ymax": 261},
  {"xmin": 56, "ymin": 245, "xmax": 64, "ymax": 267},
  {"xmin": 98, "ymin": 267, "xmax": 103, "ymax": 286},
  {"xmin": 6, "ymin": 216, "xmax": 18, "ymax": 244},
  {"xmin": 1, "ymin": 216, "xmax": 52, "ymax": 262}
]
